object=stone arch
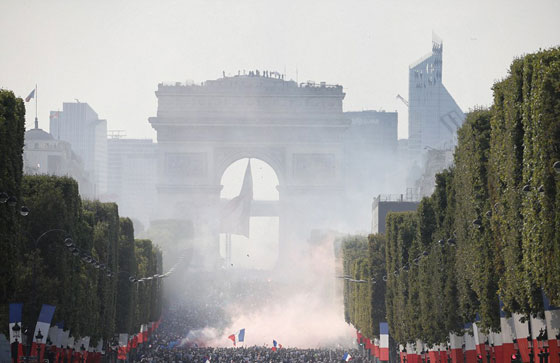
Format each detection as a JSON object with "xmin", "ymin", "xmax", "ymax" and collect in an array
[{"xmin": 213, "ymin": 147, "xmax": 286, "ymax": 186}]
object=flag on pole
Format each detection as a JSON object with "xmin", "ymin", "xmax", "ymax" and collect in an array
[
  {"xmin": 271, "ymin": 339, "xmax": 282, "ymax": 351},
  {"xmin": 343, "ymin": 352, "xmax": 353, "ymax": 361},
  {"xmin": 227, "ymin": 329, "xmax": 245, "ymax": 346},
  {"xmin": 220, "ymin": 160, "xmax": 253, "ymax": 237},
  {"xmin": 25, "ymin": 89, "xmax": 36, "ymax": 102}
]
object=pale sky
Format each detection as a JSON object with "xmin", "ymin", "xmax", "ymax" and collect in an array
[{"xmin": 1, "ymin": 0, "xmax": 559, "ymax": 140}]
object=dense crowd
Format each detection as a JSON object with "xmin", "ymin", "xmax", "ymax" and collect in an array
[
  {"xmin": 131, "ymin": 304, "xmax": 369, "ymax": 362},
  {"xmin": 135, "ymin": 345, "xmax": 368, "ymax": 362}
]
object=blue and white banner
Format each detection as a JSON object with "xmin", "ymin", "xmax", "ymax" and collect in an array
[{"xmin": 33, "ymin": 304, "xmax": 56, "ymax": 344}]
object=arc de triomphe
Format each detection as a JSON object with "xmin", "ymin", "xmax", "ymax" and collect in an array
[{"xmin": 149, "ymin": 73, "xmax": 350, "ymax": 263}]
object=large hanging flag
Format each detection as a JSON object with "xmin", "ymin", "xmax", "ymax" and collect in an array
[
  {"xmin": 9, "ymin": 303, "xmax": 24, "ymax": 361},
  {"xmin": 379, "ymin": 322, "xmax": 390, "ymax": 361},
  {"xmin": 25, "ymin": 88, "xmax": 36, "ymax": 102},
  {"xmin": 32, "ymin": 304, "xmax": 56, "ymax": 362},
  {"xmin": 220, "ymin": 160, "xmax": 253, "ymax": 237},
  {"xmin": 8, "ymin": 303, "xmax": 23, "ymax": 344}
]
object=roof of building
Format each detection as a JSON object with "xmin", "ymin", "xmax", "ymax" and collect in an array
[{"xmin": 25, "ymin": 128, "xmax": 54, "ymax": 141}]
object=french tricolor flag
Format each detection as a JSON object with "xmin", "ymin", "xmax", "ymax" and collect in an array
[
  {"xmin": 379, "ymin": 322, "xmax": 390, "ymax": 361},
  {"xmin": 228, "ymin": 328, "xmax": 245, "ymax": 346},
  {"xmin": 9, "ymin": 303, "xmax": 24, "ymax": 360},
  {"xmin": 343, "ymin": 352, "xmax": 352, "ymax": 361},
  {"xmin": 271, "ymin": 339, "xmax": 282, "ymax": 351},
  {"xmin": 32, "ymin": 304, "xmax": 56, "ymax": 362}
]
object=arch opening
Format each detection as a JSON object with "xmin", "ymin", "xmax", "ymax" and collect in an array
[{"xmin": 219, "ymin": 158, "xmax": 279, "ymax": 270}]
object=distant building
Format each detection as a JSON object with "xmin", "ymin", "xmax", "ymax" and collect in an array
[
  {"xmin": 371, "ymin": 194, "xmax": 420, "ymax": 234},
  {"xmin": 344, "ymin": 111, "xmax": 398, "ymax": 155},
  {"xmin": 106, "ymin": 137, "xmax": 157, "ymax": 225},
  {"xmin": 407, "ymin": 35, "xmax": 464, "ymax": 159},
  {"xmin": 413, "ymin": 148, "xmax": 454, "ymax": 198},
  {"xmin": 49, "ymin": 102, "xmax": 108, "ymax": 196},
  {"xmin": 23, "ymin": 124, "xmax": 94, "ymax": 197},
  {"xmin": 343, "ymin": 111, "xmax": 401, "ymax": 228}
]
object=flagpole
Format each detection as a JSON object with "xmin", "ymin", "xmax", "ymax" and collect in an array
[
  {"xmin": 35, "ymin": 84, "xmax": 38, "ymax": 129},
  {"xmin": 226, "ymin": 233, "xmax": 232, "ymax": 265}
]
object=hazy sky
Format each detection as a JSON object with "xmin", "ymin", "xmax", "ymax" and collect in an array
[{"xmin": 1, "ymin": 0, "xmax": 559, "ymax": 139}]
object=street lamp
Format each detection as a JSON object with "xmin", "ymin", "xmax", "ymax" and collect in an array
[
  {"xmin": 528, "ymin": 336, "xmax": 535, "ymax": 363},
  {"xmin": 19, "ymin": 206, "xmax": 30, "ymax": 216},
  {"xmin": 553, "ymin": 161, "xmax": 560, "ymax": 174},
  {"xmin": 35, "ymin": 329, "xmax": 43, "ymax": 362},
  {"xmin": 7, "ymin": 195, "xmax": 17, "ymax": 207},
  {"xmin": 537, "ymin": 330, "xmax": 549, "ymax": 363},
  {"xmin": 80, "ymin": 343, "xmax": 86, "ymax": 363},
  {"xmin": 0, "ymin": 192, "xmax": 29, "ymax": 216}
]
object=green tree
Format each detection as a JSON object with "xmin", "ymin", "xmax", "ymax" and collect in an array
[{"xmin": 0, "ymin": 90, "xmax": 26, "ymax": 334}]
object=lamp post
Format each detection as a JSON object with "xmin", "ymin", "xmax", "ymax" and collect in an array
[
  {"xmin": 80, "ymin": 343, "xmax": 86, "ymax": 363},
  {"xmin": 528, "ymin": 337, "xmax": 535, "ymax": 363},
  {"xmin": 11, "ymin": 322, "xmax": 21, "ymax": 363},
  {"xmin": 511, "ymin": 339, "xmax": 521, "ymax": 363},
  {"xmin": 35, "ymin": 329, "xmax": 43, "ymax": 362},
  {"xmin": 537, "ymin": 330, "xmax": 549, "ymax": 363},
  {"xmin": 0, "ymin": 191, "xmax": 30, "ymax": 215}
]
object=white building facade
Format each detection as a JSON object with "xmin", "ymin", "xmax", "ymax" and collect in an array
[{"xmin": 50, "ymin": 102, "xmax": 108, "ymax": 196}]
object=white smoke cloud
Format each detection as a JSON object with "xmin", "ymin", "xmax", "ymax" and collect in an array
[{"xmin": 178, "ymin": 232, "xmax": 356, "ymax": 349}]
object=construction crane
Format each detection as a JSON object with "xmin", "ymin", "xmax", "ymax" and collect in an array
[{"xmin": 396, "ymin": 94, "xmax": 409, "ymax": 107}]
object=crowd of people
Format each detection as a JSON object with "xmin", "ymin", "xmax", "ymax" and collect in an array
[
  {"xmin": 131, "ymin": 304, "xmax": 370, "ymax": 362},
  {"xmin": 135, "ymin": 345, "xmax": 368, "ymax": 362}
]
